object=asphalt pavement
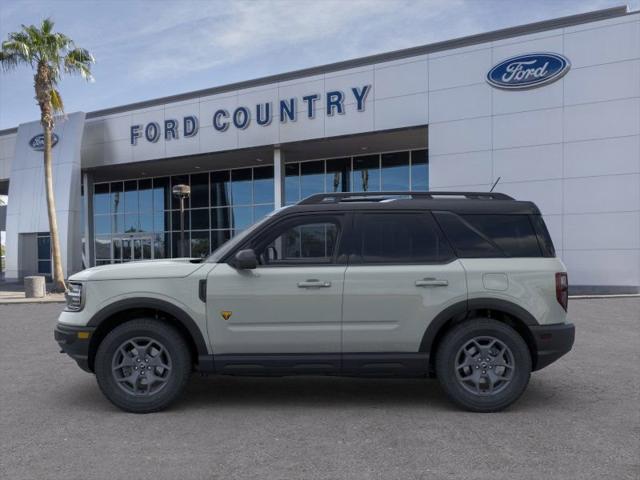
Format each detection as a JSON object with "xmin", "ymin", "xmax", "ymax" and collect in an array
[{"xmin": 0, "ymin": 299, "xmax": 638, "ymax": 480}]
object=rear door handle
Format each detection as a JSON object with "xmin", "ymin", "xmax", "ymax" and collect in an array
[
  {"xmin": 415, "ymin": 278, "xmax": 449, "ymax": 287},
  {"xmin": 297, "ymin": 279, "xmax": 332, "ymax": 288}
]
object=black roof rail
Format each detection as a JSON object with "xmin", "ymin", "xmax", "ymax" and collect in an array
[{"xmin": 298, "ymin": 191, "xmax": 514, "ymax": 205}]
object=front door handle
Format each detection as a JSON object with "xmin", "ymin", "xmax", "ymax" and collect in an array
[
  {"xmin": 297, "ymin": 279, "xmax": 332, "ymax": 288},
  {"xmin": 415, "ymin": 278, "xmax": 449, "ymax": 287}
]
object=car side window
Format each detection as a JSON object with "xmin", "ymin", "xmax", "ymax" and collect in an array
[
  {"xmin": 353, "ymin": 212, "xmax": 454, "ymax": 264},
  {"xmin": 256, "ymin": 218, "xmax": 340, "ymax": 266}
]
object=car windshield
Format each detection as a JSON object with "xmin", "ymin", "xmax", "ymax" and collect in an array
[{"xmin": 205, "ymin": 208, "xmax": 285, "ymax": 263}]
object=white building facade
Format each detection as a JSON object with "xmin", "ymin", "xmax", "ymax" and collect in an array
[{"xmin": 0, "ymin": 6, "xmax": 638, "ymax": 293}]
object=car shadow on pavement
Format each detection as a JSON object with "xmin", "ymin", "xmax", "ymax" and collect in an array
[{"xmin": 55, "ymin": 371, "xmax": 572, "ymax": 414}]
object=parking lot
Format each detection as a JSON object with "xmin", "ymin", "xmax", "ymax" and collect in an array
[{"xmin": 0, "ymin": 298, "xmax": 638, "ymax": 480}]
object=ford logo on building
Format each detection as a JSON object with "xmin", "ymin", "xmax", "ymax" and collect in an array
[
  {"xmin": 487, "ymin": 53, "xmax": 570, "ymax": 90},
  {"xmin": 29, "ymin": 133, "xmax": 59, "ymax": 151}
]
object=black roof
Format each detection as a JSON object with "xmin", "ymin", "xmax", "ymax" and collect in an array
[{"xmin": 279, "ymin": 192, "xmax": 541, "ymax": 216}]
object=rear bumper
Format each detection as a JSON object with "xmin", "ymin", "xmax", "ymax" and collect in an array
[
  {"xmin": 54, "ymin": 323, "xmax": 95, "ymax": 373},
  {"xmin": 530, "ymin": 322, "xmax": 575, "ymax": 371}
]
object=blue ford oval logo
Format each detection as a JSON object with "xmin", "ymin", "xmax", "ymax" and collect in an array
[
  {"xmin": 29, "ymin": 133, "xmax": 59, "ymax": 151},
  {"xmin": 487, "ymin": 53, "xmax": 570, "ymax": 90}
]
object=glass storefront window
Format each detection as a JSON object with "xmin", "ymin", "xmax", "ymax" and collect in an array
[
  {"xmin": 91, "ymin": 150, "xmax": 426, "ymax": 265},
  {"xmin": 232, "ymin": 205, "xmax": 253, "ymax": 231},
  {"xmin": 139, "ymin": 179, "xmax": 153, "ymax": 212},
  {"xmin": 153, "ymin": 177, "xmax": 170, "ymax": 211},
  {"xmin": 111, "ymin": 182, "xmax": 123, "ymax": 216},
  {"xmin": 190, "ymin": 173, "xmax": 209, "ymax": 208},
  {"xmin": 253, "ymin": 166, "xmax": 274, "ymax": 204},
  {"xmin": 352, "ymin": 155, "xmax": 381, "ymax": 192},
  {"xmin": 300, "ymin": 160, "xmax": 325, "ymax": 199},
  {"xmin": 94, "ymin": 184, "xmax": 110, "ymax": 214},
  {"xmin": 326, "ymin": 158, "xmax": 350, "ymax": 193},
  {"xmin": 190, "ymin": 231, "xmax": 210, "ymax": 258},
  {"xmin": 285, "ymin": 163, "xmax": 300, "ymax": 204},
  {"xmin": 231, "ymin": 168, "xmax": 252, "ymax": 205},
  {"xmin": 211, "ymin": 171, "xmax": 231, "ymax": 207},
  {"xmin": 411, "ymin": 149, "xmax": 429, "ymax": 191},
  {"xmin": 381, "ymin": 151, "xmax": 410, "ymax": 191},
  {"xmin": 191, "ymin": 208, "xmax": 209, "ymax": 230}
]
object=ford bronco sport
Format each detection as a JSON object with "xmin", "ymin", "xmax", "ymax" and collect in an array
[{"xmin": 55, "ymin": 191, "xmax": 575, "ymax": 413}]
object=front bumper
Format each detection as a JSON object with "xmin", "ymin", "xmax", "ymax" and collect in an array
[
  {"xmin": 530, "ymin": 322, "xmax": 575, "ymax": 371},
  {"xmin": 54, "ymin": 323, "xmax": 95, "ymax": 373}
]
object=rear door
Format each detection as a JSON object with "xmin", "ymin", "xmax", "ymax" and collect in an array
[{"xmin": 341, "ymin": 211, "xmax": 467, "ymax": 358}]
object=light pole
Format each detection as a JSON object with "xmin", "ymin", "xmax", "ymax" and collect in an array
[{"xmin": 172, "ymin": 184, "xmax": 191, "ymax": 258}]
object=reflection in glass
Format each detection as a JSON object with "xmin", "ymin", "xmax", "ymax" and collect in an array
[
  {"xmin": 113, "ymin": 238, "xmax": 122, "ymax": 261},
  {"xmin": 95, "ymin": 236, "xmax": 111, "ymax": 259},
  {"xmin": 124, "ymin": 213, "xmax": 139, "ymax": 232},
  {"xmin": 190, "ymin": 231, "xmax": 210, "ymax": 258},
  {"xmin": 190, "ymin": 173, "xmax": 209, "ymax": 208},
  {"xmin": 253, "ymin": 166, "xmax": 274, "ymax": 204},
  {"xmin": 94, "ymin": 184, "xmax": 110, "ymax": 214},
  {"xmin": 111, "ymin": 182, "xmax": 123, "ymax": 216},
  {"xmin": 154, "ymin": 233, "xmax": 168, "ymax": 259},
  {"xmin": 171, "ymin": 175, "xmax": 190, "ymax": 209},
  {"xmin": 254, "ymin": 204, "xmax": 274, "ymax": 222},
  {"xmin": 171, "ymin": 210, "xmax": 190, "ymax": 231},
  {"xmin": 153, "ymin": 212, "xmax": 167, "ymax": 232},
  {"xmin": 191, "ymin": 208, "xmax": 209, "ymax": 230},
  {"xmin": 94, "ymin": 215, "xmax": 111, "ymax": 235},
  {"xmin": 153, "ymin": 177, "xmax": 170, "ymax": 211},
  {"xmin": 381, "ymin": 151, "xmax": 410, "ymax": 191},
  {"xmin": 285, "ymin": 163, "xmax": 299, "ymax": 204},
  {"xmin": 300, "ymin": 161, "xmax": 324, "ymax": 199},
  {"xmin": 231, "ymin": 168, "xmax": 252, "ymax": 205},
  {"xmin": 211, "ymin": 171, "xmax": 231, "ymax": 207},
  {"xmin": 138, "ymin": 179, "xmax": 153, "ymax": 211},
  {"xmin": 211, "ymin": 207, "xmax": 231, "ymax": 229},
  {"xmin": 232, "ymin": 205, "xmax": 252, "ymax": 230},
  {"xmin": 211, "ymin": 230, "xmax": 232, "ymax": 251},
  {"xmin": 326, "ymin": 158, "xmax": 350, "ymax": 193},
  {"xmin": 124, "ymin": 180, "xmax": 138, "ymax": 212},
  {"xmin": 352, "ymin": 155, "xmax": 380, "ymax": 192},
  {"xmin": 139, "ymin": 212, "xmax": 153, "ymax": 232},
  {"xmin": 411, "ymin": 149, "xmax": 429, "ymax": 191}
]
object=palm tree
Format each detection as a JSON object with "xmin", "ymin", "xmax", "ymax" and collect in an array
[{"xmin": 0, "ymin": 18, "xmax": 94, "ymax": 292}]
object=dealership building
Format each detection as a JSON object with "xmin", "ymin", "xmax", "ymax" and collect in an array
[{"xmin": 0, "ymin": 6, "xmax": 639, "ymax": 293}]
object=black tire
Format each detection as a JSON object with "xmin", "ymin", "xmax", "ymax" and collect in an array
[
  {"xmin": 95, "ymin": 319, "xmax": 191, "ymax": 413},
  {"xmin": 435, "ymin": 318, "xmax": 531, "ymax": 412}
]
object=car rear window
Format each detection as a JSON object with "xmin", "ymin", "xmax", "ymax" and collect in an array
[{"xmin": 434, "ymin": 212, "xmax": 545, "ymax": 258}]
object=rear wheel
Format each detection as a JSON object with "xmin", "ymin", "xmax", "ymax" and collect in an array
[
  {"xmin": 435, "ymin": 318, "xmax": 531, "ymax": 412},
  {"xmin": 95, "ymin": 319, "xmax": 191, "ymax": 413}
]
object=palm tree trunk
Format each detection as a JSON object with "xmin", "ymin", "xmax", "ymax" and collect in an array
[{"xmin": 43, "ymin": 122, "xmax": 66, "ymax": 292}]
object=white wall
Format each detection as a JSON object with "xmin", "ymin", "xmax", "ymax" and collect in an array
[
  {"xmin": 0, "ymin": 133, "xmax": 16, "ymax": 181},
  {"xmin": 428, "ymin": 12, "xmax": 640, "ymax": 289},
  {"xmin": 5, "ymin": 113, "xmax": 85, "ymax": 280}
]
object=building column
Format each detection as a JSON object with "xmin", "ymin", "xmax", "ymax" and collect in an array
[
  {"xmin": 273, "ymin": 147, "xmax": 285, "ymax": 209},
  {"xmin": 83, "ymin": 172, "xmax": 95, "ymax": 268}
]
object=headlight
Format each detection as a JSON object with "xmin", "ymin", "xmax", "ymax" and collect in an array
[{"xmin": 65, "ymin": 282, "xmax": 84, "ymax": 312}]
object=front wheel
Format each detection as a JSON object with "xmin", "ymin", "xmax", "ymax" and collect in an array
[
  {"xmin": 95, "ymin": 319, "xmax": 191, "ymax": 413},
  {"xmin": 435, "ymin": 319, "xmax": 531, "ymax": 412}
]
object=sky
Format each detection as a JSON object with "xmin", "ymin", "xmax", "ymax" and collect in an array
[{"xmin": 0, "ymin": 0, "xmax": 637, "ymax": 130}]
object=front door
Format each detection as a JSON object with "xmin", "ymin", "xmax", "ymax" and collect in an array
[{"xmin": 206, "ymin": 214, "xmax": 348, "ymax": 362}]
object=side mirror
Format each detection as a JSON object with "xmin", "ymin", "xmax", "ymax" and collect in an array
[{"xmin": 232, "ymin": 249, "xmax": 257, "ymax": 270}]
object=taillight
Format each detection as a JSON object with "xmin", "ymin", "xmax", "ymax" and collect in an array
[{"xmin": 555, "ymin": 272, "xmax": 568, "ymax": 311}]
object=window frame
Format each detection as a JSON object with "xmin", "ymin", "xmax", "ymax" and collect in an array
[
  {"xmin": 229, "ymin": 212, "xmax": 349, "ymax": 268},
  {"xmin": 348, "ymin": 210, "xmax": 456, "ymax": 266}
]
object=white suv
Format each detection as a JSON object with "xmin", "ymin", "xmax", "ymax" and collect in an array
[{"xmin": 55, "ymin": 191, "xmax": 574, "ymax": 413}]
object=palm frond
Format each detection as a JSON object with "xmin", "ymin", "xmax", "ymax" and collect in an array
[
  {"xmin": 50, "ymin": 88, "xmax": 64, "ymax": 113},
  {"xmin": 64, "ymin": 47, "xmax": 94, "ymax": 81}
]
